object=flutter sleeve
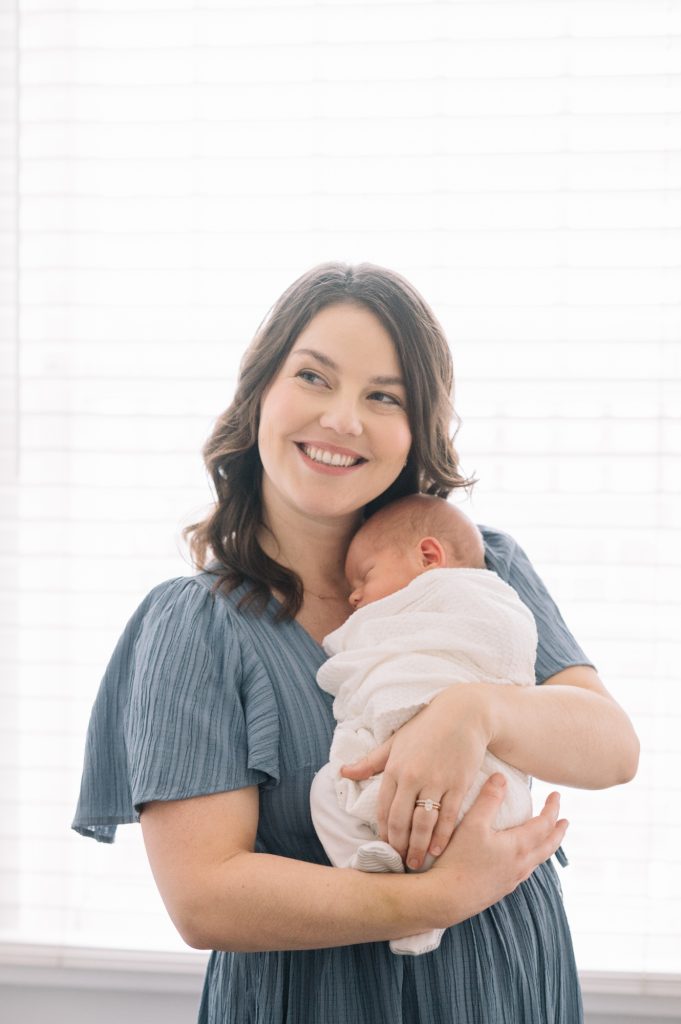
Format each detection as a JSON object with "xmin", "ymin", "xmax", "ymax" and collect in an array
[
  {"xmin": 480, "ymin": 525, "xmax": 595, "ymax": 684},
  {"xmin": 71, "ymin": 575, "xmax": 280, "ymax": 843}
]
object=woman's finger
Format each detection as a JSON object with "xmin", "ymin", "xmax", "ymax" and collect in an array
[
  {"xmin": 455, "ymin": 773, "xmax": 507, "ymax": 829},
  {"xmin": 535, "ymin": 793, "xmax": 569, "ymax": 860},
  {"xmin": 340, "ymin": 737, "xmax": 392, "ymax": 781},
  {"xmin": 428, "ymin": 788, "xmax": 463, "ymax": 857},
  {"xmin": 520, "ymin": 792, "xmax": 561, "ymax": 843},
  {"xmin": 386, "ymin": 779, "xmax": 421, "ymax": 860},
  {"xmin": 375, "ymin": 772, "xmax": 398, "ymax": 844},
  {"xmin": 405, "ymin": 795, "xmax": 445, "ymax": 870},
  {"xmin": 509, "ymin": 792, "xmax": 568, "ymax": 880},
  {"xmin": 539, "ymin": 791, "xmax": 561, "ymax": 822},
  {"xmin": 519, "ymin": 813, "xmax": 569, "ymax": 881}
]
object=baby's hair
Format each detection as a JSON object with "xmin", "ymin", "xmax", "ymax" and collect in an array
[{"xmin": 357, "ymin": 494, "xmax": 486, "ymax": 569}]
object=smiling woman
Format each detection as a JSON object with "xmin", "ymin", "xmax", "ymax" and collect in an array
[
  {"xmin": 182, "ymin": 262, "xmax": 472, "ymax": 621},
  {"xmin": 72, "ymin": 262, "xmax": 638, "ymax": 1024}
]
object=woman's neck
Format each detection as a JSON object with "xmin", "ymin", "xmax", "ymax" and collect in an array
[
  {"xmin": 259, "ymin": 524, "xmax": 353, "ymax": 599},
  {"xmin": 258, "ymin": 504, "xmax": 359, "ymax": 601},
  {"xmin": 259, "ymin": 514, "xmax": 359, "ymax": 641}
]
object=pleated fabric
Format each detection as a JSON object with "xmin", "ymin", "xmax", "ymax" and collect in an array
[{"xmin": 72, "ymin": 526, "xmax": 589, "ymax": 1023}]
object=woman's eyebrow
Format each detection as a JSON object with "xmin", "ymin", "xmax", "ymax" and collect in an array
[{"xmin": 292, "ymin": 347, "xmax": 405, "ymax": 387}]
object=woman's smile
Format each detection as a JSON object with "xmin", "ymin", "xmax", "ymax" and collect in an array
[{"xmin": 296, "ymin": 441, "xmax": 368, "ymax": 473}]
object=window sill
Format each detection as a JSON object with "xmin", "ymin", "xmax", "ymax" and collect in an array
[
  {"xmin": 0, "ymin": 942, "xmax": 208, "ymax": 995},
  {"xmin": 1, "ymin": 942, "xmax": 680, "ymax": 1018}
]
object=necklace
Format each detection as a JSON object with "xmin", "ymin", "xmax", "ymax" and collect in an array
[{"xmin": 303, "ymin": 587, "xmax": 348, "ymax": 602}]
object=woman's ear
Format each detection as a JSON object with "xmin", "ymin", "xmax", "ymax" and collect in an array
[{"xmin": 418, "ymin": 537, "xmax": 447, "ymax": 569}]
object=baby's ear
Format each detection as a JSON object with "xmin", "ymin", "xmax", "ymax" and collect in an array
[{"xmin": 419, "ymin": 537, "xmax": 446, "ymax": 568}]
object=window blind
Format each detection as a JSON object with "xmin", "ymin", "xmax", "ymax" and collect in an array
[{"xmin": 1, "ymin": 0, "xmax": 679, "ymax": 974}]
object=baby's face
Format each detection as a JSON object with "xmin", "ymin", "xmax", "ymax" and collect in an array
[{"xmin": 345, "ymin": 534, "xmax": 421, "ymax": 610}]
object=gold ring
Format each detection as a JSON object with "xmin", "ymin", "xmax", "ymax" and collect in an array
[{"xmin": 415, "ymin": 799, "xmax": 441, "ymax": 813}]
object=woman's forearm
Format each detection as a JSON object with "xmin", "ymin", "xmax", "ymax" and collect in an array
[
  {"xmin": 476, "ymin": 672, "xmax": 640, "ymax": 789},
  {"xmin": 191, "ymin": 852, "xmax": 439, "ymax": 952},
  {"xmin": 142, "ymin": 788, "xmax": 451, "ymax": 954}
]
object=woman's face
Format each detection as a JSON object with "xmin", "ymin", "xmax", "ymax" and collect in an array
[{"xmin": 258, "ymin": 302, "xmax": 412, "ymax": 528}]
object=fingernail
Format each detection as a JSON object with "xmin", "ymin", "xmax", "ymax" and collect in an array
[
  {"xmin": 431, "ymin": 845, "xmax": 441, "ymax": 857},
  {"xmin": 491, "ymin": 774, "xmax": 506, "ymax": 789},
  {"xmin": 409, "ymin": 858, "xmax": 419, "ymax": 869}
]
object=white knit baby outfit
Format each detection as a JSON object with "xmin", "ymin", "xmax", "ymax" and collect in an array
[{"xmin": 309, "ymin": 567, "xmax": 537, "ymax": 956}]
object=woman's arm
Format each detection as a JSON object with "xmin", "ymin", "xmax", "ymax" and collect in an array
[
  {"xmin": 484, "ymin": 664, "xmax": 640, "ymax": 787},
  {"xmin": 140, "ymin": 775, "xmax": 567, "ymax": 953},
  {"xmin": 432, "ymin": 665, "xmax": 639, "ymax": 794},
  {"xmin": 341, "ymin": 666, "xmax": 639, "ymax": 872}
]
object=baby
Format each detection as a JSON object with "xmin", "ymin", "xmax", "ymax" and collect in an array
[{"xmin": 309, "ymin": 494, "xmax": 537, "ymax": 956}]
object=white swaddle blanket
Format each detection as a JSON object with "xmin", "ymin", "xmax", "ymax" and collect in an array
[{"xmin": 317, "ymin": 567, "xmax": 538, "ymax": 830}]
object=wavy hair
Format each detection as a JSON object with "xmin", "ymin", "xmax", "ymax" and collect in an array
[{"xmin": 183, "ymin": 262, "xmax": 474, "ymax": 618}]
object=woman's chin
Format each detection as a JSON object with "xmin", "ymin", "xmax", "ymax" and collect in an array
[{"xmin": 300, "ymin": 501, "xmax": 364, "ymax": 525}]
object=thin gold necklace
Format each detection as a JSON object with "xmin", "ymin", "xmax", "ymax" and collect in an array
[{"xmin": 304, "ymin": 587, "xmax": 348, "ymax": 602}]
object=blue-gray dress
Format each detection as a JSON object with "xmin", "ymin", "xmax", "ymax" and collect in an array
[{"xmin": 72, "ymin": 527, "xmax": 589, "ymax": 1024}]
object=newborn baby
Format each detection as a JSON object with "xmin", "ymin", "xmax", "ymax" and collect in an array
[{"xmin": 310, "ymin": 494, "xmax": 537, "ymax": 956}]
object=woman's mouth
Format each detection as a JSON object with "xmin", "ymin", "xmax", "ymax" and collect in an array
[{"xmin": 296, "ymin": 443, "xmax": 366, "ymax": 469}]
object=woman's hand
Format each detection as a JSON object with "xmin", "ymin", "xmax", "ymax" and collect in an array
[
  {"xmin": 426, "ymin": 774, "xmax": 569, "ymax": 926},
  {"xmin": 341, "ymin": 684, "xmax": 492, "ymax": 870}
]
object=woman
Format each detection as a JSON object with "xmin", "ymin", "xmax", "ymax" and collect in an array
[{"xmin": 73, "ymin": 262, "xmax": 639, "ymax": 1023}]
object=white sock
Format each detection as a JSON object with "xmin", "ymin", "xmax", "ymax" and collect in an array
[
  {"xmin": 389, "ymin": 928, "xmax": 445, "ymax": 956},
  {"xmin": 349, "ymin": 840, "xmax": 405, "ymax": 874}
]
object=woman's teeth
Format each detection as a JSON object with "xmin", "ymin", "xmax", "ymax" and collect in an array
[{"xmin": 300, "ymin": 444, "xmax": 361, "ymax": 468}]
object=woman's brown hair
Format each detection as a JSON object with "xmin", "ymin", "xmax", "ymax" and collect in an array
[{"xmin": 183, "ymin": 261, "xmax": 474, "ymax": 618}]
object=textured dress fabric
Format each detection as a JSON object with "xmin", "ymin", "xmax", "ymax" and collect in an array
[{"xmin": 72, "ymin": 526, "xmax": 591, "ymax": 1024}]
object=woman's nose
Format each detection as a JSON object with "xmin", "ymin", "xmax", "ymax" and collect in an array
[{"xmin": 318, "ymin": 394, "xmax": 363, "ymax": 436}]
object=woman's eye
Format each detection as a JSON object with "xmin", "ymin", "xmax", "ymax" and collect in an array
[
  {"xmin": 296, "ymin": 369, "xmax": 326, "ymax": 386},
  {"xmin": 369, "ymin": 391, "xmax": 402, "ymax": 406}
]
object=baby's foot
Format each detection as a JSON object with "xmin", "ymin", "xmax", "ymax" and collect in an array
[
  {"xmin": 389, "ymin": 928, "xmax": 445, "ymax": 956},
  {"xmin": 349, "ymin": 841, "xmax": 404, "ymax": 874}
]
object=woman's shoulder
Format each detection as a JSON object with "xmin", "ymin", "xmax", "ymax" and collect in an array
[
  {"xmin": 128, "ymin": 569, "xmax": 288, "ymax": 711},
  {"xmin": 477, "ymin": 522, "xmax": 554, "ymax": 594},
  {"xmin": 477, "ymin": 523, "xmax": 594, "ymax": 681},
  {"xmin": 133, "ymin": 568, "xmax": 255, "ymax": 638},
  {"xmin": 71, "ymin": 570, "xmax": 282, "ymax": 843},
  {"xmin": 106, "ymin": 570, "xmax": 262, "ymax": 708},
  {"xmin": 139, "ymin": 566, "xmax": 235, "ymax": 607},
  {"xmin": 477, "ymin": 524, "xmax": 523, "ymax": 579}
]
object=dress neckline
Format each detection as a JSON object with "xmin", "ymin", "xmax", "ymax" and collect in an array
[
  {"xmin": 265, "ymin": 590, "xmax": 334, "ymax": 658},
  {"xmin": 200, "ymin": 562, "xmax": 330, "ymax": 658}
]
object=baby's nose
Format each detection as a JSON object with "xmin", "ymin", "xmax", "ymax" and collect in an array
[{"xmin": 349, "ymin": 588, "xmax": 362, "ymax": 608}]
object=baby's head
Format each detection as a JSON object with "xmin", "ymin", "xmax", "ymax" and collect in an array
[{"xmin": 345, "ymin": 494, "xmax": 485, "ymax": 610}]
